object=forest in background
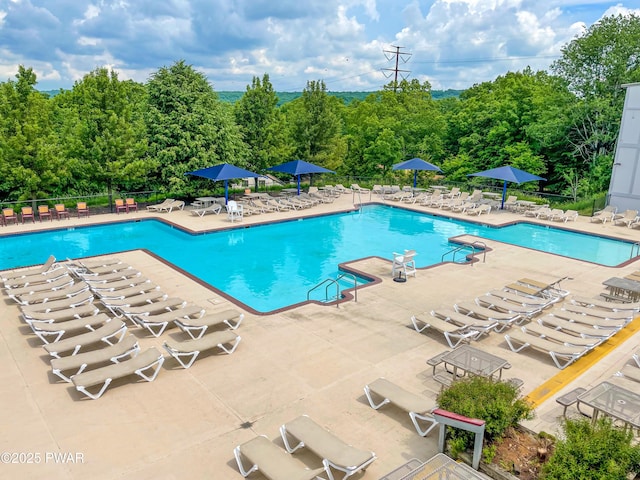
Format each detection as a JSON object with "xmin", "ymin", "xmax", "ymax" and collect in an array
[{"xmin": 1, "ymin": 13, "xmax": 639, "ymax": 204}]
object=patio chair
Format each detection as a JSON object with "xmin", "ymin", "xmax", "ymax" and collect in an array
[
  {"xmin": 613, "ymin": 209, "xmax": 638, "ymax": 227},
  {"xmin": 191, "ymin": 203, "xmax": 222, "ymax": 217},
  {"xmin": 163, "ymin": 330, "xmax": 241, "ymax": 368},
  {"xmin": 590, "ymin": 205, "xmax": 617, "ymax": 224},
  {"xmin": 279, "ymin": 414, "xmax": 376, "ymax": 480},
  {"xmin": 504, "ymin": 328, "xmax": 589, "ymax": 369},
  {"xmin": 391, "ymin": 249, "xmax": 417, "ymax": 279},
  {"xmin": 226, "ymin": 200, "xmax": 243, "ymax": 222},
  {"xmin": 5, "ymin": 267, "xmax": 70, "ymax": 289},
  {"xmin": 537, "ymin": 314, "xmax": 615, "ymax": 339},
  {"xmin": 410, "ymin": 313, "xmax": 479, "ymax": 348},
  {"xmin": 552, "ymin": 309, "xmax": 627, "ymax": 330},
  {"xmin": 125, "ymin": 198, "xmax": 138, "ymax": 212},
  {"xmin": 14, "ymin": 280, "xmax": 91, "ymax": 306},
  {"xmin": 30, "ymin": 312, "xmax": 111, "ymax": 344},
  {"xmin": 520, "ymin": 323, "xmax": 603, "ymax": 349},
  {"xmin": 561, "ymin": 303, "xmax": 633, "ymax": 321},
  {"xmin": 430, "ymin": 308, "xmax": 498, "ymax": 339},
  {"xmin": 53, "ymin": 204, "xmax": 70, "ymax": 220},
  {"xmin": 76, "ymin": 202, "xmax": 90, "ymax": 218},
  {"xmin": 146, "ymin": 198, "xmax": 175, "ymax": 212},
  {"xmin": 21, "ymin": 304, "xmax": 99, "ymax": 327},
  {"xmin": 503, "ymin": 195, "xmax": 518, "ymax": 211},
  {"xmin": 114, "ymin": 198, "xmax": 128, "ymax": 214},
  {"xmin": 475, "ymin": 295, "xmax": 543, "ymax": 318},
  {"xmin": 156, "ymin": 199, "xmax": 185, "ymax": 213},
  {"xmin": 569, "ymin": 295, "xmax": 640, "ymax": 313},
  {"xmin": 174, "ymin": 309, "xmax": 244, "ymax": 339},
  {"xmin": 20, "ymin": 206, "xmax": 35, "ymax": 223},
  {"xmin": 6, "ymin": 274, "xmax": 74, "ymax": 302},
  {"xmin": 2, "ymin": 208, "xmax": 17, "ymax": 225},
  {"xmin": 364, "ymin": 377, "xmax": 438, "ymax": 436},
  {"xmin": 37, "ymin": 205, "xmax": 52, "ymax": 222},
  {"xmin": 523, "ymin": 206, "xmax": 551, "ymax": 218},
  {"xmin": 51, "ymin": 334, "xmax": 140, "ymax": 382},
  {"xmin": 234, "ymin": 435, "xmax": 326, "ymax": 480},
  {"xmin": 1, "ymin": 255, "xmax": 59, "ymax": 282},
  {"xmin": 129, "ymin": 303, "xmax": 206, "ymax": 337},
  {"xmin": 71, "ymin": 347, "xmax": 164, "ymax": 399},
  {"xmin": 453, "ymin": 301, "xmax": 523, "ymax": 332},
  {"xmin": 551, "ymin": 209, "xmax": 578, "ymax": 222},
  {"xmin": 465, "ymin": 204, "xmax": 491, "ymax": 215},
  {"xmin": 42, "ymin": 319, "xmax": 128, "ymax": 358},
  {"xmin": 486, "ymin": 289, "xmax": 561, "ymax": 309},
  {"xmin": 538, "ymin": 208, "xmax": 564, "ymax": 220},
  {"xmin": 20, "ymin": 290, "xmax": 94, "ymax": 318}
]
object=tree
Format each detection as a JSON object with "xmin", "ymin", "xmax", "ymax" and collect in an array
[
  {"xmin": 287, "ymin": 80, "xmax": 344, "ymax": 170},
  {"xmin": 145, "ymin": 60, "xmax": 248, "ymax": 196},
  {"xmin": 234, "ymin": 74, "xmax": 289, "ymax": 189},
  {"xmin": 55, "ymin": 68, "xmax": 150, "ymax": 195},
  {"xmin": 551, "ymin": 14, "xmax": 640, "ymax": 194},
  {"xmin": 0, "ymin": 66, "xmax": 66, "ymax": 200}
]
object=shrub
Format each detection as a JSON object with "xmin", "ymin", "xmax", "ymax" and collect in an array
[
  {"xmin": 541, "ymin": 417, "xmax": 640, "ymax": 480},
  {"xmin": 436, "ymin": 376, "xmax": 534, "ymax": 450}
]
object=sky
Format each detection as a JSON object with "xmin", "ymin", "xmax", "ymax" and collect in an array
[{"xmin": 0, "ymin": 0, "xmax": 639, "ymax": 93}]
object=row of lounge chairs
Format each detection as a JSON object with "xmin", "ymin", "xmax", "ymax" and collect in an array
[
  {"xmin": 523, "ymin": 206, "xmax": 579, "ymax": 222},
  {"xmin": 1, "ymin": 255, "xmax": 245, "ymax": 398},
  {"xmin": 1, "ymin": 203, "xmax": 89, "ymax": 225}
]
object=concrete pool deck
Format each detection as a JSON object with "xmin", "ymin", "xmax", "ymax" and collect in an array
[{"xmin": 1, "ymin": 193, "xmax": 640, "ymax": 479}]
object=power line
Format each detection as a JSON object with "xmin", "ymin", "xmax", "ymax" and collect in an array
[{"xmin": 382, "ymin": 45, "xmax": 411, "ymax": 91}]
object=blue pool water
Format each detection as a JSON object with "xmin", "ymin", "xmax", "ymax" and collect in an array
[{"xmin": 0, "ymin": 205, "xmax": 635, "ymax": 312}]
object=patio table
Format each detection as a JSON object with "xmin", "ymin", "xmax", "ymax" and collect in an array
[
  {"xmin": 439, "ymin": 344, "xmax": 510, "ymax": 380},
  {"xmin": 602, "ymin": 277, "xmax": 640, "ymax": 302},
  {"xmin": 195, "ymin": 196, "xmax": 220, "ymax": 208},
  {"xmin": 577, "ymin": 381, "xmax": 640, "ymax": 430},
  {"xmin": 388, "ymin": 453, "xmax": 491, "ymax": 480}
]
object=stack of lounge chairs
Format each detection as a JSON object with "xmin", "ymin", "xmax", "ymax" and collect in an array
[{"xmin": 1, "ymin": 255, "xmax": 247, "ymax": 399}]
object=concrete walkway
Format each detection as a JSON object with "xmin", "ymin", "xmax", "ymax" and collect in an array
[{"xmin": 1, "ymin": 193, "xmax": 639, "ymax": 479}]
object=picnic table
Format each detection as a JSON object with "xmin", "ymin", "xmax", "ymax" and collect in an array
[
  {"xmin": 602, "ymin": 277, "xmax": 640, "ymax": 302},
  {"xmin": 577, "ymin": 381, "xmax": 640, "ymax": 431},
  {"xmin": 439, "ymin": 344, "xmax": 510, "ymax": 380}
]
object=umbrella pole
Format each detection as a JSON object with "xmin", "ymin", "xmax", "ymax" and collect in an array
[
  {"xmin": 224, "ymin": 180, "xmax": 229, "ymax": 205},
  {"xmin": 501, "ymin": 181, "xmax": 507, "ymax": 209},
  {"xmin": 413, "ymin": 170, "xmax": 417, "ymax": 188},
  {"xmin": 297, "ymin": 175, "xmax": 301, "ymax": 195}
]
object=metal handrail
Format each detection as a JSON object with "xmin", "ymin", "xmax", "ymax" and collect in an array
[
  {"xmin": 336, "ymin": 272, "xmax": 358, "ymax": 302},
  {"xmin": 307, "ymin": 278, "xmax": 340, "ymax": 307},
  {"xmin": 471, "ymin": 241, "xmax": 487, "ymax": 263},
  {"xmin": 441, "ymin": 245, "xmax": 476, "ymax": 265},
  {"xmin": 631, "ymin": 242, "xmax": 640, "ymax": 260}
]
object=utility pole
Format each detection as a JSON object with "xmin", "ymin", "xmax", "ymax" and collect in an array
[{"xmin": 382, "ymin": 45, "xmax": 411, "ymax": 91}]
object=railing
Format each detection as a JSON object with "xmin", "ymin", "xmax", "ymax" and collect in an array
[
  {"xmin": 442, "ymin": 244, "xmax": 477, "ymax": 265},
  {"xmin": 306, "ymin": 272, "xmax": 359, "ymax": 306},
  {"xmin": 631, "ymin": 242, "xmax": 640, "ymax": 260},
  {"xmin": 470, "ymin": 241, "xmax": 487, "ymax": 263}
]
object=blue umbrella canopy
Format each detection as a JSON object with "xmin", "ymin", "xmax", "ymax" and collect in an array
[
  {"xmin": 268, "ymin": 159, "xmax": 335, "ymax": 194},
  {"xmin": 392, "ymin": 158, "xmax": 442, "ymax": 188},
  {"xmin": 185, "ymin": 163, "xmax": 261, "ymax": 204},
  {"xmin": 468, "ymin": 166, "xmax": 546, "ymax": 208}
]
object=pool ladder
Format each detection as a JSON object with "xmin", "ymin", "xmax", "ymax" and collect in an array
[
  {"xmin": 307, "ymin": 273, "xmax": 358, "ymax": 307},
  {"xmin": 632, "ymin": 242, "xmax": 640, "ymax": 260},
  {"xmin": 441, "ymin": 241, "xmax": 486, "ymax": 265}
]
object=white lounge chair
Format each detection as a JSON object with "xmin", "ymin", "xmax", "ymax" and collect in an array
[
  {"xmin": 537, "ymin": 314, "xmax": 615, "ymax": 339},
  {"xmin": 430, "ymin": 309, "xmax": 498, "ymax": 339},
  {"xmin": 43, "ymin": 319, "xmax": 128, "ymax": 358},
  {"xmin": 128, "ymin": 303, "xmax": 206, "ymax": 337},
  {"xmin": 22, "ymin": 303, "xmax": 100, "ymax": 324},
  {"xmin": 163, "ymin": 330, "xmax": 241, "ymax": 368},
  {"xmin": 551, "ymin": 209, "xmax": 578, "ymax": 222},
  {"xmin": 71, "ymin": 347, "xmax": 164, "ymax": 399},
  {"xmin": 520, "ymin": 323, "xmax": 602, "ymax": 349},
  {"xmin": 504, "ymin": 328, "xmax": 589, "ymax": 369},
  {"xmin": 14, "ymin": 281, "xmax": 90, "ymax": 306},
  {"xmin": 613, "ymin": 209, "xmax": 639, "ymax": 227},
  {"xmin": 50, "ymin": 334, "xmax": 140, "ymax": 382},
  {"xmin": 364, "ymin": 377, "xmax": 438, "ymax": 436},
  {"xmin": 190, "ymin": 203, "xmax": 222, "ymax": 217},
  {"xmin": 391, "ymin": 250, "xmax": 417, "ymax": 278},
  {"xmin": 20, "ymin": 290, "xmax": 94, "ymax": 317},
  {"xmin": 5, "ymin": 275, "xmax": 74, "ymax": 302},
  {"xmin": 146, "ymin": 198, "xmax": 175, "ymax": 211},
  {"xmin": 234, "ymin": 435, "xmax": 326, "ymax": 480},
  {"xmin": 410, "ymin": 314, "xmax": 479, "ymax": 348},
  {"xmin": 30, "ymin": 312, "xmax": 111, "ymax": 344},
  {"xmin": 570, "ymin": 295, "xmax": 640, "ymax": 313},
  {"xmin": 279, "ymin": 415, "xmax": 376, "ymax": 480},
  {"xmin": 453, "ymin": 302, "xmax": 523, "ymax": 332},
  {"xmin": 4, "ymin": 267, "xmax": 70, "ymax": 289},
  {"xmin": 1, "ymin": 255, "xmax": 62, "ymax": 282},
  {"xmin": 590, "ymin": 205, "xmax": 617, "ymax": 224},
  {"xmin": 175, "ymin": 309, "xmax": 244, "ymax": 339}
]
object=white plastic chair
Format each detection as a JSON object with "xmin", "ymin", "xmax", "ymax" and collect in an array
[
  {"xmin": 226, "ymin": 200, "xmax": 243, "ymax": 222},
  {"xmin": 391, "ymin": 249, "xmax": 417, "ymax": 278}
]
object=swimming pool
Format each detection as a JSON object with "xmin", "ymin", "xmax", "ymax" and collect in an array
[{"xmin": 0, "ymin": 205, "xmax": 635, "ymax": 312}]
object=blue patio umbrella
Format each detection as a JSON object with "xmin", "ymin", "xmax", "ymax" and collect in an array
[
  {"xmin": 185, "ymin": 163, "xmax": 261, "ymax": 204},
  {"xmin": 468, "ymin": 166, "xmax": 546, "ymax": 209},
  {"xmin": 268, "ymin": 159, "xmax": 335, "ymax": 195},
  {"xmin": 392, "ymin": 158, "xmax": 442, "ymax": 188}
]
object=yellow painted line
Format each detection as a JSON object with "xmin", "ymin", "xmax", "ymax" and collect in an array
[{"xmin": 525, "ymin": 315, "xmax": 640, "ymax": 407}]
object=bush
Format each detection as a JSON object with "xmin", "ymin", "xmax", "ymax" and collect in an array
[
  {"xmin": 436, "ymin": 376, "xmax": 534, "ymax": 449},
  {"xmin": 541, "ymin": 417, "xmax": 640, "ymax": 480}
]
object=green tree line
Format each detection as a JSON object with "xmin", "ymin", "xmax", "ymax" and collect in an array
[{"xmin": 1, "ymin": 14, "xmax": 639, "ymax": 202}]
